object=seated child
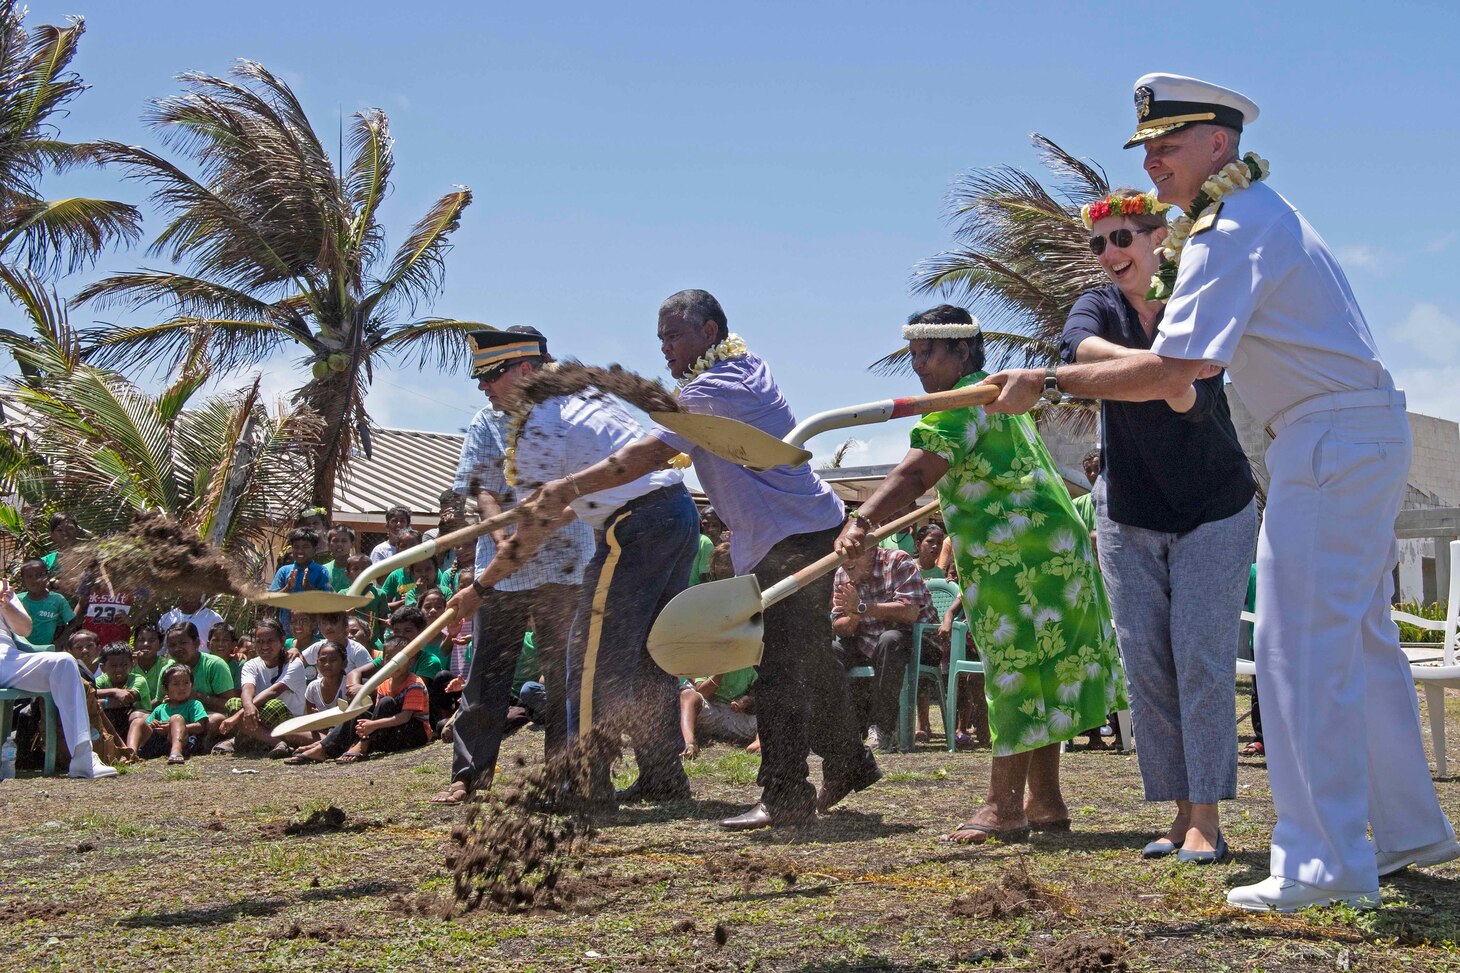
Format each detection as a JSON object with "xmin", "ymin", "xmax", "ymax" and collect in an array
[
  {"xmin": 381, "ymin": 555, "xmax": 443, "ymax": 611},
  {"xmin": 18, "ymin": 557, "xmax": 75, "ymax": 648},
  {"xmin": 96, "ymin": 641, "xmax": 152, "ymax": 754},
  {"xmin": 296, "ymin": 611, "xmax": 374, "ymax": 681},
  {"xmin": 161, "ymin": 621, "xmax": 237, "ymax": 749},
  {"xmin": 284, "ymin": 612, "xmax": 317, "ymax": 651},
  {"xmin": 416, "ymin": 588, "xmax": 459, "ymax": 729},
  {"xmin": 139, "ymin": 664, "xmax": 208, "ymax": 764},
  {"xmin": 208, "ymin": 623, "xmax": 245, "ymax": 689},
  {"xmin": 679, "ymin": 667, "xmax": 758, "ymax": 759},
  {"xmin": 129, "ymin": 623, "xmax": 168, "ymax": 701},
  {"xmin": 303, "ymin": 640, "xmax": 349, "ymax": 713},
  {"xmin": 220, "ymin": 618, "xmax": 308, "ymax": 754},
  {"xmin": 346, "ymin": 614, "xmax": 379, "ymax": 651},
  {"xmin": 286, "ymin": 636, "xmax": 432, "ymax": 764},
  {"xmin": 65, "ymin": 628, "xmax": 102, "ymax": 678}
]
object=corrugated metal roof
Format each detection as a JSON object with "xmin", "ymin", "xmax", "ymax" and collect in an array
[{"xmin": 334, "ymin": 426, "xmax": 465, "ymax": 527}]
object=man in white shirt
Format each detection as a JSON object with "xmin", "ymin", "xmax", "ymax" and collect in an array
[
  {"xmin": 449, "ymin": 329, "xmax": 698, "ymax": 810},
  {"xmin": 369, "ymin": 506, "xmax": 413, "ymax": 563},
  {"xmin": 981, "ymin": 73, "xmax": 1457, "ymax": 912}
]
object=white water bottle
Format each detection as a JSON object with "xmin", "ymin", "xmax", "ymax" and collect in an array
[{"xmin": 0, "ymin": 733, "xmax": 16, "ymax": 781}]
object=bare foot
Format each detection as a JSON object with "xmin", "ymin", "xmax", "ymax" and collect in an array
[
  {"xmin": 1024, "ymin": 798, "xmax": 1069, "ymax": 828},
  {"xmin": 680, "ymin": 743, "xmax": 700, "ymax": 760},
  {"xmin": 745, "ymin": 737, "xmax": 761, "ymax": 753}
]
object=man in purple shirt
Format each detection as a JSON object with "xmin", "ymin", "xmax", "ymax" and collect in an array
[{"xmin": 530, "ymin": 289, "xmax": 880, "ymax": 830}]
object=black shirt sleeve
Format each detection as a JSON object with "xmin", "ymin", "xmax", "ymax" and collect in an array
[
  {"xmin": 1060, "ymin": 289, "xmax": 1110, "ymax": 365},
  {"xmin": 1178, "ymin": 373, "xmax": 1226, "ymax": 424}
]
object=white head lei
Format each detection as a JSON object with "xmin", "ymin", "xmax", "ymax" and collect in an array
[{"xmin": 901, "ymin": 318, "xmax": 981, "ymax": 340}]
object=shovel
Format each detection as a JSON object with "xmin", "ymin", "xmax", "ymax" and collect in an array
[
  {"xmin": 647, "ymin": 500, "xmax": 942, "ymax": 677},
  {"xmin": 272, "ymin": 606, "xmax": 459, "ymax": 737},
  {"xmin": 783, "ymin": 383, "xmax": 1001, "ymax": 448},
  {"xmin": 249, "ymin": 509, "xmax": 522, "ymax": 613},
  {"xmin": 649, "ymin": 410, "xmax": 811, "ymax": 471}
]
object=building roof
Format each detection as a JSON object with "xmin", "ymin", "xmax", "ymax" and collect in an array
[{"xmin": 334, "ymin": 426, "xmax": 466, "ymax": 528}]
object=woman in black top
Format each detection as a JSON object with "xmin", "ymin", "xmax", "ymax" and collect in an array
[{"xmin": 1060, "ymin": 189, "xmax": 1257, "ymax": 865}]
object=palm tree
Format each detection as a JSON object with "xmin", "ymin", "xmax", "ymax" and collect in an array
[
  {"xmin": 0, "ymin": 4, "xmax": 140, "ymax": 317},
  {"xmin": 872, "ymin": 134, "xmax": 1110, "ymax": 377},
  {"xmin": 0, "ymin": 270, "xmax": 321, "ymax": 581},
  {"xmin": 76, "ymin": 60, "xmax": 483, "ymax": 507}
]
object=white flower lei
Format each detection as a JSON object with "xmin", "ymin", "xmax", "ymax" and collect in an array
[
  {"xmin": 676, "ymin": 333, "xmax": 748, "ymax": 391},
  {"xmin": 1147, "ymin": 152, "xmax": 1269, "ymax": 301}
]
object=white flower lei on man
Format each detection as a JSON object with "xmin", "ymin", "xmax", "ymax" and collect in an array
[
  {"xmin": 676, "ymin": 333, "xmax": 748, "ymax": 391},
  {"xmin": 1147, "ymin": 152, "xmax": 1269, "ymax": 301}
]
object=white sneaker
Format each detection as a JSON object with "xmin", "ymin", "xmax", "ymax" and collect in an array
[
  {"xmin": 68, "ymin": 750, "xmax": 118, "ymax": 779},
  {"xmin": 1226, "ymin": 876, "xmax": 1379, "ymax": 913},
  {"xmin": 1376, "ymin": 837, "xmax": 1460, "ymax": 877},
  {"xmin": 865, "ymin": 726, "xmax": 882, "ymax": 750}
]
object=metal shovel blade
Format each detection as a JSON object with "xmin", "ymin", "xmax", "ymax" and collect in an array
[
  {"xmin": 271, "ymin": 695, "xmax": 372, "ymax": 737},
  {"xmin": 647, "ymin": 574, "xmax": 768, "ymax": 677},
  {"xmin": 248, "ymin": 589, "xmax": 374, "ymax": 612},
  {"xmin": 649, "ymin": 411, "xmax": 812, "ymax": 471}
]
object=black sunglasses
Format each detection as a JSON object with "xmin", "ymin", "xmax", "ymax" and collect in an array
[{"xmin": 1088, "ymin": 226, "xmax": 1155, "ymax": 255}]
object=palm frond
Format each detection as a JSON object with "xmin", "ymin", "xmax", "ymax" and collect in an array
[
  {"xmin": 344, "ymin": 110, "xmax": 392, "ymax": 265},
  {"xmin": 0, "ymin": 195, "xmax": 143, "ymax": 273},
  {"xmin": 81, "ymin": 316, "xmax": 305, "ymax": 374},
  {"xmin": 367, "ymin": 316, "xmax": 481, "ymax": 373},
  {"xmin": 364, "ymin": 188, "xmax": 471, "ymax": 318}
]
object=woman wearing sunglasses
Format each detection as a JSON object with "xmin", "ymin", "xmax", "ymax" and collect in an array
[{"xmin": 1060, "ymin": 189, "xmax": 1257, "ymax": 865}]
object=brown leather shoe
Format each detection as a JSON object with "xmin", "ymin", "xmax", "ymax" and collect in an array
[
  {"xmin": 816, "ymin": 765, "xmax": 884, "ymax": 814},
  {"xmin": 718, "ymin": 802, "xmax": 811, "ymax": 831}
]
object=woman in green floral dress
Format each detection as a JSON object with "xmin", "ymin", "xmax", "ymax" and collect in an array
[{"xmin": 837, "ymin": 305, "xmax": 1125, "ymax": 844}]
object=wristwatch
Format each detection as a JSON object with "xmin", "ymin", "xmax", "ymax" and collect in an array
[
  {"xmin": 1041, "ymin": 365, "xmax": 1064, "ymax": 405},
  {"xmin": 856, "ymin": 600, "xmax": 867, "ymax": 615},
  {"xmin": 470, "ymin": 576, "xmax": 491, "ymax": 598}
]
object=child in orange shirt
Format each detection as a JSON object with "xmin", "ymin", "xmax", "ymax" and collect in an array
[{"xmin": 285, "ymin": 636, "xmax": 431, "ymax": 766}]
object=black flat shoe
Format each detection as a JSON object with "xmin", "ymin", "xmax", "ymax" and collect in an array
[{"xmin": 816, "ymin": 765, "xmax": 885, "ymax": 813}]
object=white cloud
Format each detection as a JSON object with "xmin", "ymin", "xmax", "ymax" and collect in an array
[
  {"xmin": 1393, "ymin": 364, "xmax": 1460, "ymax": 424},
  {"xmin": 1335, "ymin": 244, "xmax": 1383, "ymax": 272},
  {"xmin": 1390, "ymin": 303, "xmax": 1460, "ymax": 365},
  {"xmin": 1427, "ymin": 231, "xmax": 1457, "ymax": 253}
]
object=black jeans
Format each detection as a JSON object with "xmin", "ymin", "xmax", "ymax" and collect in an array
[
  {"xmin": 322, "ymin": 695, "xmax": 428, "ymax": 757},
  {"xmin": 451, "ymin": 583, "xmax": 576, "ymax": 790},
  {"xmin": 751, "ymin": 526, "xmax": 876, "ymax": 816},
  {"xmin": 833, "ymin": 627, "xmax": 913, "ymax": 736}
]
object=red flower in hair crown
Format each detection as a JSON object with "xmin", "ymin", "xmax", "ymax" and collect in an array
[{"xmin": 1080, "ymin": 192, "xmax": 1169, "ymax": 231}]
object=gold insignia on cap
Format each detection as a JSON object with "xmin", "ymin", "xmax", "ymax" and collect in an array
[{"xmin": 1135, "ymin": 86, "xmax": 1153, "ymax": 120}]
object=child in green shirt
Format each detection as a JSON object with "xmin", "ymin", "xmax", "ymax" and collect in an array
[
  {"xmin": 97, "ymin": 642, "xmax": 152, "ymax": 753},
  {"xmin": 140, "ymin": 665, "xmax": 207, "ymax": 763},
  {"xmin": 128, "ymin": 623, "xmax": 168, "ymax": 701},
  {"xmin": 18, "ymin": 558, "xmax": 75, "ymax": 648}
]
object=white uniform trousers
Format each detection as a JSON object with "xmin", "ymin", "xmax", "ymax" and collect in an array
[
  {"xmin": 1259, "ymin": 400, "xmax": 1453, "ymax": 891},
  {"xmin": 0, "ymin": 646, "xmax": 92, "ymax": 753}
]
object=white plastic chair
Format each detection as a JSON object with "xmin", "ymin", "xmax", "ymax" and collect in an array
[{"xmin": 1238, "ymin": 538, "xmax": 1460, "ymax": 775}]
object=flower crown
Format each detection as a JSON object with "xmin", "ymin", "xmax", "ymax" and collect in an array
[{"xmin": 1080, "ymin": 193, "xmax": 1170, "ymax": 231}]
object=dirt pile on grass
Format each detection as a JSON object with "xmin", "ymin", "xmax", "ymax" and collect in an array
[
  {"xmin": 950, "ymin": 862, "xmax": 1056, "ymax": 920},
  {"xmin": 258, "ymin": 804, "xmax": 351, "ymax": 839},
  {"xmin": 517, "ymin": 362, "xmax": 680, "ymax": 414},
  {"xmin": 1039, "ymin": 936, "xmax": 1129, "ymax": 973},
  {"xmin": 59, "ymin": 511, "xmax": 249, "ymax": 601},
  {"xmin": 447, "ymin": 750, "xmax": 601, "ymax": 914}
]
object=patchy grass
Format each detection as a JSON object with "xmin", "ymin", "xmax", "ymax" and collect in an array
[{"xmin": 1, "ymin": 686, "xmax": 1459, "ymax": 971}]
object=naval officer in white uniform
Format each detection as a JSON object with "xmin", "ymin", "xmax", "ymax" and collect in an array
[{"xmin": 980, "ymin": 73, "xmax": 1457, "ymax": 912}]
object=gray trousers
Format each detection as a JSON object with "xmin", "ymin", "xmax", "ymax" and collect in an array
[{"xmin": 1096, "ymin": 498, "xmax": 1257, "ymax": 803}]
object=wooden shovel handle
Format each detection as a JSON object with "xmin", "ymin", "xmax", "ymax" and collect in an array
[
  {"xmin": 344, "ymin": 606, "xmax": 459, "ymax": 711},
  {"xmin": 758, "ymin": 501, "xmax": 942, "ymax": 610},
  {"xmin": 345, "ymin": 508, "xmax": 520, "ymax": 597},
  {"xmin": 888, "ymin": 383, "xmax": 1000, "ymax": 419}
]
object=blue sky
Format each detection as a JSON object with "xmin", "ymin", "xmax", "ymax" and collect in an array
[{"xmin": 26, "ymin": 0, "xmax": 1460, "ymax": 467}]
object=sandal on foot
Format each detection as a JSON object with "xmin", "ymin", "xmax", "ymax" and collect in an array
[
  {"xmin": 283, "ymin": 753, "xmax": 326, "ymax": 765},
  {"xmin": 167, "ymin": 754, "xmax": 187, "ymax": 765},
  {"xmin": 210, "ymin": 740, "xmax": 235, "ymax": 756},
  {"xmin": 430, "ymin": 784, "xmax": 469, "ymax": 805},
  {"xmin": 942, "ymin": 821, "xmax": 1031, "ymax": 845},
  {"xmin": 336, "ymin": 750, "xmax": 367, "ymax": 765},
  {"xmin": 1240, "ymin": 741, "xmax": 1265, "ymax": 757}
]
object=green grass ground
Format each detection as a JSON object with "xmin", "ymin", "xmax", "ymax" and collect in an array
[{"xmin": 3, "ymin": 683, "xmax": 1460, "ymax": 972}]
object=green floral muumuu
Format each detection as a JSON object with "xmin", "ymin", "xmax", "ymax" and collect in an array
[{"xmin": 911, "ymin": 373, "xmax": 1126, "ymax": 756}]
